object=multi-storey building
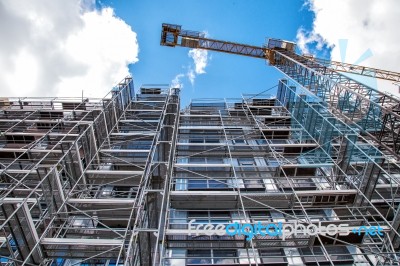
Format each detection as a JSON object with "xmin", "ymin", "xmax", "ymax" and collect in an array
[{"xmin": 0, "ymin": 76, "xmax": 399, "ymax": 265}]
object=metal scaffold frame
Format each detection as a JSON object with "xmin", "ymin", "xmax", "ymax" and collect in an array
[
  {"xmin": 156, "ymin": 80, "xmax": 400, "ymax": 265},
  {"xmin": 0, "ymin": 78, "xmax": 180, "ymax": 265},
  {"xmin": 273, "ymin": 51, "xmax": 400, "ymax": 157},
  {"xmin": 1, "ymin": 75, "xmax": 400, "ymax": 265}
]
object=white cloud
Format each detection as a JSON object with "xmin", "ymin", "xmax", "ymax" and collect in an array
[
  {"xmin": 170, "ymin": 48, "xmax": 210, "ymax": 88},
  {"xmin": 171, "ymin": 73, "xmax": 184, "ymax": 89},
  {"xmin": 0, "ymin": 0, "xmax": 138, "ymax": 98},
  {"xmin": 297, "ymin": 0, "xmax": 400, "ymax": 95},
  {"xmin": 185, "ymin": 48, "xmax": 209, "ymax": 85},
  {"xmin": 187, "ymin": 69, "xmax": 196, "ymax": 86},
  {"xmin": 188, "ymin": 49, "xmax": 208, "ymax": 74},
  {"xmin": 296, "ymin": 27, "xmax": 326, "ymax": 55}
]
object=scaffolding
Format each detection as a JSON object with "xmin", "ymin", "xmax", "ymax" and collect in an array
[
  {"xmin": 0, "ymin": 78, "xmax": 180, "ymax": 265},
  {"xmin": 161, "ymin": 80, "xmax": 400, "ymax": 266},
  {"xmin": 0, "ymin": 75, "xmax": 400, "ymax": 265}
]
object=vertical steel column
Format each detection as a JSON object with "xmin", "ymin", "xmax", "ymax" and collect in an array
[{"xmin": 154, "ymin": 89, "xmax": 180, "ymax": 266}]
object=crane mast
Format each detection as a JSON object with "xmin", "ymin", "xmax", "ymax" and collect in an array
[{"xmin": 160, "ymin": 23, "xmax": 400, "ymax": 157}]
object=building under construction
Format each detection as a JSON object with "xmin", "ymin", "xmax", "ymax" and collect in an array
[{"xmin": 0, "ymin": 23, "xmax": 400, "ymax": 265}]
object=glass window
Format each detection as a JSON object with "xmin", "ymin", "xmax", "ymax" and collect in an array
[
  {"xmin": 238, "ymin": 158, "xmax": 255, "ymax": 165},
  {"xmin": 187, "ymin": 211, "xmax": 231, "ymax": 242},
  {"xmin": 190, "ymin": 158, "xmax": 205, "ymax": 163},
  {"xmin": 188, "ymin": 180, "xmax": 208, "ymax": 190},
  {"xmin": 300, "ymin": 246, "xmax": 353, "ymax": 264},
  {"xmin": 190, "ymin": 138, "xmax": 204, "ymax": 143},
  {"xmin": 259, "ymin": 248, "xmax": 287, "ymax": 265},
  {"xmin": 213, "ymin": 250, "xmax": 237, "ymax": 263},
  {"xmin": 187, "ymin": 250, "xmax": 211, "ymax": 264},
  {"xmin": 188, "ymin": 211, "xmax": 230, "ymax": 225},
  {"xmin": 187, "ymin": 249, "xmax": 237, "ymax": 264}
]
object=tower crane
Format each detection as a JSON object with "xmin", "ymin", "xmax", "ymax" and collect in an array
[
  {"xmin": 160, "ymin": 23, "xmax": 400, "ymax": 82},
  {"xmin": 160, "ymin": 23, "xmax": 400, "ymax": 158}
]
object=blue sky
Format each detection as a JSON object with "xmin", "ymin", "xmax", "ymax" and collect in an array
[
  {"xmin": 100, "ymin": 0, "xmax": 315, "ymax": 106},
  {"xmin": 2, "ymin": 1, "xmax": 397, "ymax": 102}
]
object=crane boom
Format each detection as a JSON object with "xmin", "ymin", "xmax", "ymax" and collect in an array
[
  {"xmin": 161, "ymin": 23, "xmax": 400, "ymax": 82},
  {"xmin": 160, "ymin": 23, "xmax": 400, "ymax": 158},
  {"xmin": 160, "ymin": 23, "xmax": 266, "ymax": 58}
]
